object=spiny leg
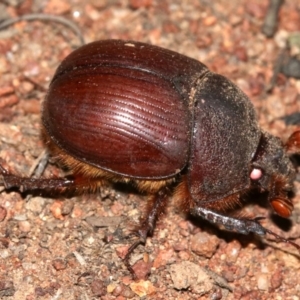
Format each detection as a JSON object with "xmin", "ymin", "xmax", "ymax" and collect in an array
[
  {"xmin": 0, "ymin": 161, "xmax": 101, "ymax": 193},
  {"xmin": 124, "ymin": 187, "xmax": 170, "ymax": 278},
  {"xmin": 190, "ymin": 206, "xmax": 300, "ymax": 250}
]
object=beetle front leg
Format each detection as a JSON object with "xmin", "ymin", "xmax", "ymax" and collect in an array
[
  {"xmin": 190, "ymin": 206, "xmax": 300, "ymax": 250},
  {"xmin": 190, "ymin": 206, "xmax": 267, "ymax": 235},
  {"xmin": 124, "ymin": 187, "xmax": 170, "ymax": 278}
]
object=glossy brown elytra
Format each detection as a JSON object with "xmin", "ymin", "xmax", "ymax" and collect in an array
[{"xmin": 1, "ymin": 40, "xmax": 300, "ymax": 277}]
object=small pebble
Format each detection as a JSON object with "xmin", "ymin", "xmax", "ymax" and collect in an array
[
  {"xmin": 131, "ymin": 259, "xmax": 151, "ymax": 280},
  {"xmin": 52, "ymin": 258, "xmax": 67, "ymax": 271},
  {"xmin": 257, "ymin": 274, "xmax": 269, "ymax": 291},
  {"xmin": 191, "ymin": 231, "xmax": 219, "ymax": 258},
  {"xmin": 130, "ymin": 280, "xmax": 156, "ymax": 297},
  {"xmin": 271, "ymin": 270, "xmax": 283, "ymax": 290},
  {"xmin": 90, "ymin": 279, "xmax": 106, "ymax": 297},
  {"xmin": 169, "ymin": 261, "xmax": 213, "ymax": 295},
  {"xmin": 224, "ymin": 240, "xmax": 241, "ymax": 263},
  {"xmin": 18, "ymin": 220, "xmax": 31, "ymax": 233},
  {"xmin": 153, "ymin": 249, "xmax": 175, "ymax": 269},
  {"xmin": 25, "ymin": 197, "xmax": 46, "ymax": 214},
  {"xmin": 61, "ymin": 199, "xmax": 74, "ymax": 215},
  {"xmin": 50, "ymin": 201, "xmax": 64, "ymax": 220}
]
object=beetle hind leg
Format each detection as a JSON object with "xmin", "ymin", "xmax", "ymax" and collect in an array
[
  {"xmin": 0, "ymin": 162, "xmax": 73, "ymax": 192},
  {"xmin": 0, "ymin": 159, "xmax": 105, "ymax": 194}
]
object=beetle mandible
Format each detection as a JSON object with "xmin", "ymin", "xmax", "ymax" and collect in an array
[{"xmin": 1, "ymin": 40, "xmax": 300, "ymax": 275}]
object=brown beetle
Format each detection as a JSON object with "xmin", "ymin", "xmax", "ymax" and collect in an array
[{"xmin": 1, "ymin": 40, "xmax": 300, "ymax": 275}]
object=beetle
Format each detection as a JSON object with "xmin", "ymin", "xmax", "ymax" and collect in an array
[{"xmin": 1, "ymin": 40, "xmax": 300, "ymax": 275}]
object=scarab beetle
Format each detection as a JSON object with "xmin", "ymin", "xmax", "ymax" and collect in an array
[{"xmin": 1, "ymin": 40, "xmax": 300, "ymax": 274}]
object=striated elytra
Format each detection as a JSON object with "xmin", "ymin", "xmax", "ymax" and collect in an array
[{"xmin": 1, "ymin": 40, "xmax": 300, "ymax": 276}]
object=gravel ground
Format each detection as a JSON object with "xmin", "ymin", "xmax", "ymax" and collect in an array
[{"xmin": 0, "ymin": 0, "xmax": 300, "ymax": 299}]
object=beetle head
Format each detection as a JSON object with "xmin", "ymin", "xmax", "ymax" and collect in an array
[{"xmin": 250, "ymin": 131, "xmax": 300, "ymax": 218}]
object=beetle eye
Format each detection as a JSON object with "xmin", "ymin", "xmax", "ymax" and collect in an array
[{"xmin": 250, "ymin": 168, "xmax": 263, "ymax": 180}]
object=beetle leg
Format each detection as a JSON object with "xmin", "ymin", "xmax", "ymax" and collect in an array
[
  {"xmin": 190, "ymin": 206, "xmax": 300, "ymax": 250},
  {"xmin": 191, "ymin": 206, "xmax": 267, "ymax": 235},
  {"xmin": 0, "ymin": 162, "xmax": 104, "ymax": 193},
  {"xmin": 124, "ymin": 187, "xmax": 170, "ymax": 278},
  {"xmin": 0, "ymin": 163, "xmax": 74, "ymax": 192}
]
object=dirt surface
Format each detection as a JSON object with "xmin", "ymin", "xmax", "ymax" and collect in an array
[{"xmin": 0, "ymin": 0, "xmax": 300, "ymax": 299}]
